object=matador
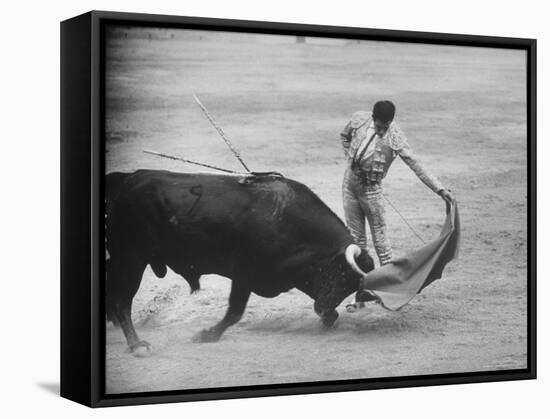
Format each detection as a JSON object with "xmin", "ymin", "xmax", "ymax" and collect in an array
[{"xmin": 340, "ymin": 100, "xmax": 454, "ymax": 302}]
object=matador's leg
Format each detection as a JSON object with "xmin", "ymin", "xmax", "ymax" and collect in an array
[
  {"xmin": 364, "ymin": 185, "xmax": 393, "ymax": 265},
  {"xmin": 345, "ymin": 182, "xmax": 381, "ymax": 310},
  {"xmin": 342, "ymin": 177, "xmax": 367, "ymax": 250}
]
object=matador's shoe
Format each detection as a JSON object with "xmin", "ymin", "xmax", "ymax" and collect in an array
[{"xmin": 345, "ymin": 289, "xmax": 380, "ymax": 312}]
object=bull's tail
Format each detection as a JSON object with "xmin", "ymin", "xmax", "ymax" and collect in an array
[
  {"xmin": 188, "ymin": 275, "xmax": 201, "ymax": 294},
  {"xmin": 105, "ymin": 172, "xmax": 129, "ymax": 327},
  {"xmin": 105, "ymin": 171, "xmax": 130, "ymax": 212},
  {"xmin": 105, "ymin": 259, "xmax": 120, "ymax": 326}
]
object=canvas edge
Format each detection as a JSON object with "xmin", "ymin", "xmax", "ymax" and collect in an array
[
  {"xmin": 59, "ymin": 9, "xmax": 537, "ymax": 408},
  {"xmin": 60, "ymin": 11, "xmax": 94, "ymax": 407}
]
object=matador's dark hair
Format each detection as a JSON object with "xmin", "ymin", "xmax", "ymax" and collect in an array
[{"xmin": 372, "ymin": 100, "xmax": 396, "ymax": 123}]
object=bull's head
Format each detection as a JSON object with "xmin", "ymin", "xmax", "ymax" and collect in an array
[{"xmin": 313, "ymin": 244, "xmax": 374, "ymax": 326}]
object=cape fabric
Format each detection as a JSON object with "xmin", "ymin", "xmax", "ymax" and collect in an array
[{"xmin": 361, "ymin": 201, "xmax": 460, "ymax": 311}]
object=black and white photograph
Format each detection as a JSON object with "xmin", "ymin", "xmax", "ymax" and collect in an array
[
  {"xmin": 3, "ymin": 0, "xmax": 549, "ymax": 416},
  {"xmin": 103, "ymin": 22, "xmax": 530, "ymax": 395}
]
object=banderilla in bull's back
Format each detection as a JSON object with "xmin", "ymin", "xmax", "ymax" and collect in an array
[{"xmin": 143, "ymin": 149, "xmax": 284, "ymax": 181}]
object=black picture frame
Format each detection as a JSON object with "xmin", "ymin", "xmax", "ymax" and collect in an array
[{"xmin": 60, "ymin": 10, "xmax": 536, "ymax": 408}]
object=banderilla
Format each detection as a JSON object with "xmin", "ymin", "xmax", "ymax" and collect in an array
[{"xmin": 143, "ymin": 149, "xmax": 284, "ymax": 178}]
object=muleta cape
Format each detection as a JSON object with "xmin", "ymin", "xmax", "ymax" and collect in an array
[{"xmin": 360, "ymin": 201, "xmax": 460, "ymax": 310}]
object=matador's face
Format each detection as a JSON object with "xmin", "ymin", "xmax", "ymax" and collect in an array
[{"xmin": 373, "ymin": 119, "xmax": 392, "ymax": 136}]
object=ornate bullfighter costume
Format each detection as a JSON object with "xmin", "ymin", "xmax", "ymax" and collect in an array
[{"xmin": 341, "ymin": 110, "xmax": 445, "ymax": 265}]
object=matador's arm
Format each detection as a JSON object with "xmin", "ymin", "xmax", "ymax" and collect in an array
[
  {"xmin": 389, "ymin": 127, "xmax": 444, "ymax": 193},
  {"xmin": 340, "ymin": 111, "xmax": 371, "ymax": 159},
  {"xmin": 398, "ymin": 145, "xmax": 444, "ymax": 193},
  {"xmin": 340, "ymin": 121, "xmax": 353, "ymax": 158}
]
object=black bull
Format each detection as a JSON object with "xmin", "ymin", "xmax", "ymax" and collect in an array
[{"xmin": 106, "ymin": 169, "xmax": 374, "ymax": 353}]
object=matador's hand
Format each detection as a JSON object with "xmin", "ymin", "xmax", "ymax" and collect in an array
[{"xmin": 438, "ymin": 188, "xmax": 455, "ymax": 204}]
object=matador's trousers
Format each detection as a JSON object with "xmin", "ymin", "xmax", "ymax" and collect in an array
[{"xmin": 342, "ymin": 167, "xmax": 392, "ymax": 265}]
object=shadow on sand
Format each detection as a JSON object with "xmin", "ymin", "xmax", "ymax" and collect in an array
[{"xmin": 36, "ymin": 382, "xmax": 60, "ymax": 396}]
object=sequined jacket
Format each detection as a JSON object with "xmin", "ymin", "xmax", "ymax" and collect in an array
[{"xmin": 340, "ymin": 111, "xmax": 444, "ymax": 193}]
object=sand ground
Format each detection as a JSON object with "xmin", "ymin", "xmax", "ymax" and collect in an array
[{"xmin": 104, "ymin": 28, "xmax": 528, "ymax": 394}]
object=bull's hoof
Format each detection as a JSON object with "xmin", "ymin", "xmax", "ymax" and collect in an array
[
  {"xmin": 320, "ymin": 310, "xmax": 339, "ymax": 327},
  {"xmin": 127, "ymin": 340, "xmax": 152, "ymax": 357},
  {"xmin": 192, "ymin": 328, "xmax": 221, "ymax": 343}
]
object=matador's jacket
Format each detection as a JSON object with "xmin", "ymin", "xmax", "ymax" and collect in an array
[{"xmin": 340, "ymin": 110, "xmax": 444, "ymax": 265}]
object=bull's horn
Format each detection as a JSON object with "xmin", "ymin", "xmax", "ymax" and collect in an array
[{"xmin": 345, "ymin": 244, "xmax": 368, "ymax": 277}]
